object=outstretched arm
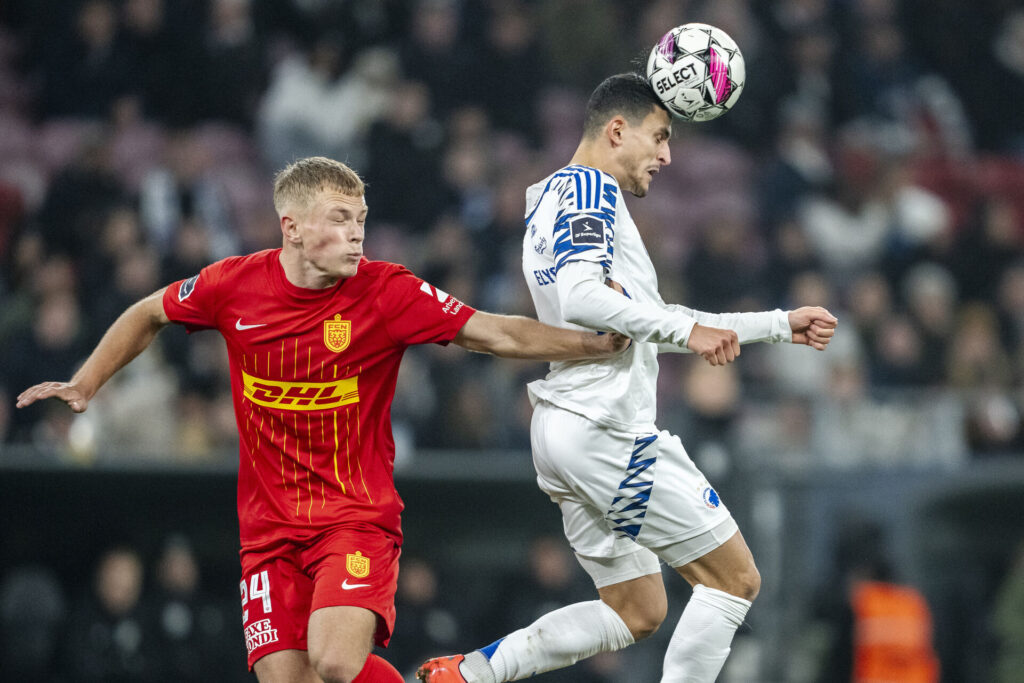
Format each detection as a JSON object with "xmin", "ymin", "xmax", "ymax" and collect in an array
[
  {"xmin": 16, "ymin": 289, "xmax": 171, "ymax": 413},
  {"xmin": 566, "ymin": 264, "xmax": 837, "ymax": 365},
  {"xmin": 452, "ymin": 310, "xmax": 630, "ymax": 360}
]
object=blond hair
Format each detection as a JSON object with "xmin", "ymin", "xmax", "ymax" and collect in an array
[{"xmin": 273, "ymin": 156, "xmax": 365, "ymax": 215}]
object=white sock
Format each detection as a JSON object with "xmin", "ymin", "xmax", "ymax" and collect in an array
[
  {"xmin": 661, "ymin": 584, "xmax": 751, "ymax": 683},
  {"xmin": 460, "ymin": 599, "xmax": 635, "ymax": 682}
]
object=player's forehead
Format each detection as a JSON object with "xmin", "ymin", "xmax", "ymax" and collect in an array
[
  {"xmin": 315, "ymin": 188, "xmax": 367, "ymax": 214},
  {"xmin": 640, "ymin": 107, "xmax": 672, "ymax": 138}
]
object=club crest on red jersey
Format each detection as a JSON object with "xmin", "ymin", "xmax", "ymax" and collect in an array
[
  {"xmin": 324, "ymin": 314, "xmax": 351, "ymax": 352},
  {"xmin": 346, "ymin": 551, "xmax": 370, "ymax": 578}
]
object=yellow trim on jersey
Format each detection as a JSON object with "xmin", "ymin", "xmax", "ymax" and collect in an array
[{"xmin": 242, "ymin": 370, "xmax": 359, "ymax": 411}]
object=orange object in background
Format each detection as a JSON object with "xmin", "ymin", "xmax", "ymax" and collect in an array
[{"xmin": 852, "ymin": 581, "xmax": 941, "ymax": 683}]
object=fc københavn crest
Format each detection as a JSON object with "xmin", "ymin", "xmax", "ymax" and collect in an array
[{"xmin": 324, "ymin": 314, "xmax": 351, "ymax": 352}]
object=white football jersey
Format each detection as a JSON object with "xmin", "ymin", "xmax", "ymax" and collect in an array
[
  {"xmin": 523, "ymin": 164, "xmax": 663, "ymax": 431},
  {"xmin": 522, "ymin": 164, "xmax": 791, "ymax": 432}
]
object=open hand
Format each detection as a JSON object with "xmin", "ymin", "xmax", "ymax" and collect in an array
[
  {"xmin": 789, "ymin": 306, "xmax": 838, "ymax": 351},
  {"xmin": 16, "ymin": 382, "xmax": 89, "ymax": 413},
  {"xmin": 687, "ymin": 323, "xmax": 740, "ymax": 366}
]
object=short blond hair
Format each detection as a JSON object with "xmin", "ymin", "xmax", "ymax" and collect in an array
[{"xmin": 273, "ymin": 156, "xmax": 365, "ymax": 214}]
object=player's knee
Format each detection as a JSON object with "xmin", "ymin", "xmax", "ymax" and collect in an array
[
  {"xmin": 734, "ymin": 563, "xmax": 761, "ymax": 602},
  {"xmin": 621, "ymin": 596, "xmax": 667, "ymax": 641},
  {"xmin": 628, "ymin": 610, "xmax": 665, "ymax": 641},
  {"xmin": 309, "ymin": 651, "xmax": 363, "ymax": 683}
]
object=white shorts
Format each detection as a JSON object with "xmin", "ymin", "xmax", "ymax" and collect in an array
[{"xmin": 531, "ymin": 401, "xmax": 738, "ymax": 588}]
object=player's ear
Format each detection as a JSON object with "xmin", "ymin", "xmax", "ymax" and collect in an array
[
  {"xmin": 281, "ymin": 214, "xmax": 301, "ymax": 243},
  {"xmin": 606, "ymin": 116, "xmax": 627, "ymax": 148}
]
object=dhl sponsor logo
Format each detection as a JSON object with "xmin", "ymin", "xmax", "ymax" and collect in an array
[{"xmin": 242, "ymin": 370, "xmax": 358, "ymax": 411}]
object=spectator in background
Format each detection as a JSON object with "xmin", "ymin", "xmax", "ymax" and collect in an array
[
  {"xmin": 257, "ymin": 37, "xmax": 396, "ymax": 171},
  {"xmin": 160, "ymin": 216, "xmax": 218, "ymax": 284},
  {"xmin": 390, "ymin": 557, "xmax": 462, "ymax": 677},
  {"xmin": 946, "ymin": 303, "xmax": 1013, "ymax": 390},
  {"xmin": 797, "ymin": 132, "xmax": 952, "ymax": 289},
  {"xmin": 203, "ymin": 0, "xmax": 264, "ymax": 128},
  {"xmin": 758, "ymin": 100, "xmax": 834, "ymax": 229},
  {"xmin": 91, "ymin": 246, "xmax": 162, "ymax": 336},
  {"xmin": 77, "ymin": 207, "xmax": 145, "ymax": 323},
  {"xmin": 399, "ymin": 0, "xmax": 481, "ymax": 118},
  {"xmin": 3, "ymin": 287, "xmax": 90, "ymax": 445},
  {"xmin": 442, "ymin": 107, "xmax": 497, "ymax": 232},
  {"xmin": 0, "ymin": 565, "xmax": 66, "ymax": 683},
  {"xmin": 138, "ymin": 129, "xmax": 239, "ymax": 261},
  {"xmin": 477, "ymin": 2, "xmax": 544, "ymax": 142},
  {"xmin": 35, "ymin": 132, "xmax": 126, "ymax": 260},
  {"xmin": 37, "ymin": 0, "xmax": 132, "ymax": 120},
  {"xmin": 684, "ymin": 210, "xmax": 764, "ymax": 313},
  {"xmin": 807, "ymin": 517, "xmax": 939, "ymax": 683},
  {"xmin": 120, "ymin": 0, "xmax": 205, "ymax": 128},
  {"xmin": 951, "ymin": 197, "xmax": 1023, "ymax": 303},
  {"xmin": 364, "ymin": 81, "xmax": 447, "ymax": 233},
  {"xmin": 868, "ymin": 314, "xmax": 930, "ymax": 387},
  {"xmin": 63, "ymin": 547, "xmax": 156, "ymax": 683},
  {"xmin": 760, "ymin": 219, "xmax": 823, "ymax": 304},
  {"xmin": 996, "ymin": 262, "xmax": 1024, "ymax": 370},
  {"xmin": 150, "ymin": 535, "xmax": 245, "ymax": 682},
  {"xmin": 902, "ymin": 262, "xmax": 958, "ymax": 385},
  {"xmin": 758, "ymin": 270, "xmax": 855, "ymax": 399},
  {"xmin": 538, "ymin": 0, "xmax": 625, "ymax": 88}
]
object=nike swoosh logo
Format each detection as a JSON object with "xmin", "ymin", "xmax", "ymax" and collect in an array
[
  {"xmin": 341, "ymin": 579, "xmax": 371, "ymax": 590},
  {"xmin": 236, "ymin": 319, "xmax": 268, "ymax": 331}
]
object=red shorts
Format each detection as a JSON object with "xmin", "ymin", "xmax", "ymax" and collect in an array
[{"xmin": 238, "ymin": 526, "xmax": 401, "ymax": 670}]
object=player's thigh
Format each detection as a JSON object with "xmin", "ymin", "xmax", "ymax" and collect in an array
[
  {"xmin": 630, "ymin": 430, "xmax": 736, "ymax": 550},
  {"xmin": 670, "ymin": 529, "xmax": 761, "ymax": 601},
  {"xmin": 303, "ymin": 525, "xmax": 401, "ymax": 648},
  {"xmin": 241, "ymin": 556, "xmax": 315, "ymax": 671},
  {"xmin": 253, "ymin": 649, "xmax": 319, "ymax": 683}
]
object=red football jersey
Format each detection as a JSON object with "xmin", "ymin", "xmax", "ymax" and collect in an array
[{"xmin": 162, "ymin": 249, "xmax": 475, "ymax": 553}]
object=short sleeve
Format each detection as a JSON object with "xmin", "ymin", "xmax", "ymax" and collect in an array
[
  {"xmin": 551, "ymin": 166, "xmax": 616, "ymax": 274},
  {"xmin": 377, "ymin": 266, "xmax": 477, "ymax": 346},
  {"xmin": 162, "ymin": 262, "xmax": 222, "ymax": 332}
]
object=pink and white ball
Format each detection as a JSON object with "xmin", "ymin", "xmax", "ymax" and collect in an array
[{"xmin": 645, "ymin": 23, "xmax": 746, "ymax": 122}]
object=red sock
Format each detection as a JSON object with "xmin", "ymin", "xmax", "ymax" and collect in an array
[{"xmin": 352, "ymin": 653, "xmax": 403, "ymax": 682}]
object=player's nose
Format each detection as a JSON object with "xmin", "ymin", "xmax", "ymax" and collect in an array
[{"xmin": 660, "ymin": 143, "xmax": 671, "ymax": 166}]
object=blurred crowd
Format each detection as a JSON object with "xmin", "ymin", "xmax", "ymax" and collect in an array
[
  {"xmin": 0, "ymin": 536, "xmax": 247, "ymax": 683},
  {"xmin": 0, "ymin": 0, "xmax": 1023, "ymax": 473}
]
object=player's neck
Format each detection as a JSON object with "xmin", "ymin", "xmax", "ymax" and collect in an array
[
  {"xmin": 279, "ymin": 248, "xmax": 343, "ymax": 290},
  {"xmin": 570, "ymin": 141, "xmax": 623, "ymax": 187}
]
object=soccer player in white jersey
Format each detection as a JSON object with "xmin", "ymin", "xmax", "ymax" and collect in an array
[{"xmin": 418, "ymin": 73, "xmax": 838, "ymax": 683}]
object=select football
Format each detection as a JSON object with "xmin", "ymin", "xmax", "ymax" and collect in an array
[{"xmin": 645, "ymin": 23, "xmax": 745, "ymax": 122}]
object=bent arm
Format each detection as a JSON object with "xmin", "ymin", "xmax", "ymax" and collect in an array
[
  {"xmin": 16, "ymin": 289, "xmax": 172, "ymax": 412},
  {"xmin": 452, "ymin": 310, "xmax": 626, "ymax": 360},
  {"xmin": 557, "ymin": 261, "xmax": 698, "ymax": 346},
  {"xmin": 656, "ymin": 304, "xmax": 791, "ymax": 353},
  {"xmin": 557, "ymin": 261, "xmax": 792, "ymax": 356}
]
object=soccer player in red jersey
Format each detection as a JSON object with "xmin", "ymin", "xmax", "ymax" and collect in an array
[{"xmin": 17, "ymin": 157, "xmax": 629, "ymax": 683}]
